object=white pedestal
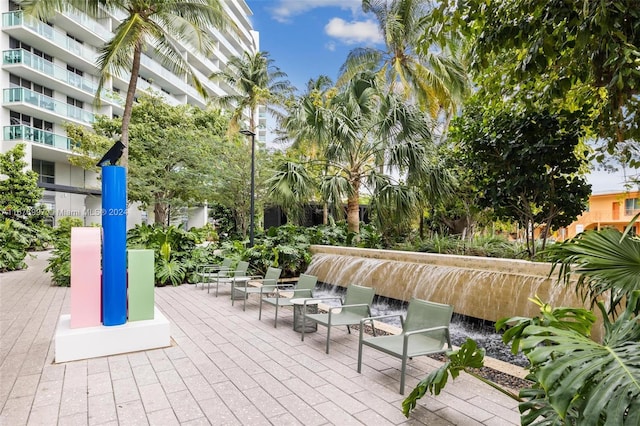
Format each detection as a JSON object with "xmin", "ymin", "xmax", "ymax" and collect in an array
[{"xmin": 54, "ymin": 306, "xmax": 171, "ymax": 363}]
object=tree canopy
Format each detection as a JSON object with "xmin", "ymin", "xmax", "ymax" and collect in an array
[{"xmin": 451, "ymin": 98, "xmax": 591, "ymax": 256}]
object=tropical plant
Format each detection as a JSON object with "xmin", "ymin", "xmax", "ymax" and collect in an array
[
  {"xmin": 276, "ymin": 71, "xmax": 449, "ymax": 234},
  {"xmin": 545, "ymin": 225, "xmax": 640, "ymax": 317},
  {"xmin": 339, "ymin": 0, "xmax": 470, "ymax": 121},
  {"xmin": 403, "ymin": 294, "xmax": 640, "ymax": 425},
  {"xmin": 0, "ymin": 219, "xmax": 31, "ymax": 272},
  {"xmin": 210, "ymin": 50, "xmax": 293, "ymax": 134},
  {"xmin": 45, "ymin": 217, "xmax": 84, "ymax": 286},
  {"xmin": 20, "ymin": 0, "xmax": 231, "ymax": 167}
]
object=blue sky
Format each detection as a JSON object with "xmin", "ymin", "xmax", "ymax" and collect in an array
[{"xmin": 245, "ymin": 0, "xmax": 381, "ymax": 92}]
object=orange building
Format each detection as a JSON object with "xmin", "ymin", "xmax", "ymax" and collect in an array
[{"xmin": 556, "ymin": 191, "xmax": 640, "ymax": 241}]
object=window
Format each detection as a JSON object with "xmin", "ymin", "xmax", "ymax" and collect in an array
[
  {"xmin": 33, "ymin": 83, "xmax": 53, "ymax": 98},
  {"xmin": 10, "ymin": 110, "xmax": 31, "ymax": 126},
  {"xmin": 67, "ymin": 96, "xmax": 83, "ymax": 109},
  {"xmin": 9, "ymin": 38, "xmax": 53, "ymax": 61},
  {"xmin": 624, "ymin": 198, "xmax": 640, "ymax": 216},
  {"xmin": 32, "ymin": 159, "xmax": 55, "ymax": 184}
]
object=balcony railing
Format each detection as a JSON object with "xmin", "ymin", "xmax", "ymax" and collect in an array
[
  {"xmin": 3, "ymin": 49, "xmax": 124, "ymax": 106},
  {"xmin": 2, "ymin": 11, "xmax": 98, "ymax": 64},
  {"xmin": 4, "ymin": 87, "xmax": 95, "ymax": 124},
  {"xmin": 4, "ymin": 125, "xmax": 73, "ymax": 151}
]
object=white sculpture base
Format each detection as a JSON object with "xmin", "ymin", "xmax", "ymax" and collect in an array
[{"xmin": 54, "ymin": 306, "xmax": 171, "ymax": 363}]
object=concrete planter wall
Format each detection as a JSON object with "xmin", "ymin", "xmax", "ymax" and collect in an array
[{"xmin": 307, "ymin": 245, "xmax": 587, "ymax": 324}]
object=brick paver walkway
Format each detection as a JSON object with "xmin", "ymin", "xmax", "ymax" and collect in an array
[{"xmin": 0, "ymin": 252, "xmax": 520, "ymax": 425}]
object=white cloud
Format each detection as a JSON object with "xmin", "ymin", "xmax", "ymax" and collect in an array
[
  {"xmin": 324, "ymin": 18, "xmax": 382, "ymax": 45},
  {"xmin": 325, "ymin": 41, "xmax": 337, "ymax": 51},
  {"xmin": 270, "ymin": 0, "xmax": 362, "ymax": 23}
]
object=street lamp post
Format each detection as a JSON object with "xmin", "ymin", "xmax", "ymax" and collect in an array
[{"xmin": 240, "ymin": 129, "xmax": 256, "ymax": 247}]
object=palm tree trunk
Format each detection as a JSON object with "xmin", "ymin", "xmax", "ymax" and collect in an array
[
  {"xmin": 347, "ymin": 177, "xmax": 361, "ymax": 233},
  {"xmin": 120, "ymin": 41, "xmax": 143, "ymax": 169}
]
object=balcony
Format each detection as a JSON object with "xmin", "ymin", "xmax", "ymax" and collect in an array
[
  {"xmin": 2, "ymin": 11, "xmax": 99, "ymax": 70},
  {"xmin": 4, "ymin": 125, "xmax": 73, "ymax": 151},
  {"xmin": 3, "ymin": 49, "xmax": 123, "ymax": 107},
  {"xmin": 4, "ymin": 87, "xmax": 95, "ymax": 125}
]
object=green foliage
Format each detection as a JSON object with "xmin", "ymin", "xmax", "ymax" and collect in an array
[
  {"xmin": 0, "ymin": 143, "xmax": 43, "ymax": 222},
  {"xmin": 46, "ymin": 217, "xmax": 86, "ymax": 286},
  {"xmin": 0, "ymin": 219, "xmax": 31, "ymax": 272},
  {"xmin": 451, "ymin": 98, "xmax": 591, "ymax": 257},
  {"xmin": 127, "ymin": 223, "xmax": 211, "ymax": 286},
  {"xmin": 68, "ymin": 95, "xmax": 230, "ymax": 225},
  {"xmin": 279, "ymin": 71, "xmax": 444, "ymax": 234},
  {"xmin": 0, "ymin": 143, "xmax": 50, "ymax": 270},
  {"xmin": 416, "ymin": 234, "xmax": 528, "ymax": 259},
  {"xmin": 544, "ymin": 226, "xmax": 640, "ymax": 317},
  {"xmin": 501, "ymin": 293, "xmax": 640, "ymax": 426}
]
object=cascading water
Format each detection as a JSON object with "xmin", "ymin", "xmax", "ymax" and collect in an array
[
  {"xmin": 305, "ymin": 248, "xmax": 585, "ymax": 324},
  {"xmin": 304, "ymin": 246, "xmax": 598, "ymax": 362}
]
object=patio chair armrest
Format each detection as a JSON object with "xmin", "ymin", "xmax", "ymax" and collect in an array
[
  {"xmin": 403, "ymin": 325, "xmax": 450, "ymax": 338},
  {"xmin": 360, "ymin": 313, "xmax": 404, "ymax": 326},
  {"xmin": 328, "ymin": 303, "xmax": 370, "ymax": 313},
  {"xmin": 316, "ymin": 296, "xmax": 343, "ymax": 304}
]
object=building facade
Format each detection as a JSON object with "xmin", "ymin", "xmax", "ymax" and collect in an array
[
  {"xmin": 1, "ymin": 0, "xmax": 262, "ymax": 227},
  {"xmin": 555, "ymin": 190, "xmax": 640, "ymax": 241}
]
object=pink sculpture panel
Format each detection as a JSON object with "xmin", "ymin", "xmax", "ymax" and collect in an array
[{"xmin": 70, "ymin": 227, "xmax": 102, "ymax": 328}]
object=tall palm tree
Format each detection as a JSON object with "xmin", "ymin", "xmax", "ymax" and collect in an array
[
  {"xmin": 19, "ymin": 0, "xmax": 230, "ymax": 168},
  {"xmin": 210, "ymin": 51, "xmax": 293, "ymax": 134},
  {"xmin": 338, "ymin": 0, "xmax": 470, "ymax": 120},
  {"xmin": 274, "ymin": 71, "xmax": 448, "ymax": 234}
]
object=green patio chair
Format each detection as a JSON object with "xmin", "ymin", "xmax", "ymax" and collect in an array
[
  {"xmin": 210, "ymin": 260, "xmax": 250, "ymax": 297},
  {"xmin": 357, "ymin": 297, "xmax": 453, "ymax": 394},
  {"xmin": 259, "ymin": 274, "xmax": 318, "ymax": 327},
  {"xmin": 232, "ymin": 267, "xmax": 282, "ymax": 311},
  {"xmin": 194, "ymin": 258, "xmax": 234, "ymax": 290},
  {"xmin": 301, "ymin": 284, "xmax": 375, "ymax": 354}
]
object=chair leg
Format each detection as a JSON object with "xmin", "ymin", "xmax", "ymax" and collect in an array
[
  {"xmin": 259, "ymin": 296, "xmax": 263, "ymax": 320},
  {"xmin": 346, "ymin": 325, "xmax": 351, "ymax": 334},
  {"xmin": 400, "ymin": 356, "xmax": 407, "ymax": 395},
  {"xmin": 301, "ymin": 312, "xmax": 306, "ymax": 341},
  {"xmin": 325, "ymin": 324, "xmax": 331, "ymax": 354},
  {"xmin": 243, "ymin": 291, "xmax": 247, "ymax": 311},
  {"xmin": 357, "ymin": 341, "xmax": 363, "ymax": 373},
  {"xmin": 274, "ymin": 302, "xmax": 278, "ymax": 328}
]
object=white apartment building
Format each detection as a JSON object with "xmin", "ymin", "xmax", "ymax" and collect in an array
[{"xmin": 1, "ymin": 0, "xmax": 263, "ymax": 227}]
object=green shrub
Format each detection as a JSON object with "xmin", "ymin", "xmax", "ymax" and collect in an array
[
  {"xmin": 46, "ymin": 217, "xmax": 86, "ymax": 286},
  {"xmin": 0, "ymin": 219, "xmax": 31, "ymax": 272}
]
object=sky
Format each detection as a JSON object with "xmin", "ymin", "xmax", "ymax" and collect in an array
[
  {"xmin": 245, "ymin": 0, "xmax": 380, "ymax": 92},
  {"xmin": 243, "ymin": 0, "xmax": 632, "ymax": 193}
]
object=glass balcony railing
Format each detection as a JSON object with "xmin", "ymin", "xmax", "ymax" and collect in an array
[
  {"xmin": 3, "ymin": 49, "xmax": 100, "ymax": 93},
  {"xmin": 61, "ymin": 8, "xmax": 112, "ymax": 40},
  {"xmin": 4, "ymin": 125, "xmax": 73, "ymax": 151},
  {"xmin": 4, "ymin": 87, "xmax": 95, "ymax": 124},
  {"xmin": 3, "ymin": 49, "xmax": 124, "ymax": 107},
  {"xmin": 2, "ymin": 11, "xmax": 98, "ymax": 64}
]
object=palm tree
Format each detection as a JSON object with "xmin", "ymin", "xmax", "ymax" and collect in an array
[
  {"xmin": 338, "ymin": 0, "xmax": 470, "ymax": 120},
  {"xmin": 275, "ymin": 71, "xmax": 448, "ymax": 234},
  {"xmin": 210, "ymin": 51, "xmax": 293, "ymax": 134},
  {"xmin": 19, "ymin": 0, "xmax": 230, "ymax": 168},
  {"xmin": 272, "ymin": 76, "xmax": 336, "ymax": 225}
]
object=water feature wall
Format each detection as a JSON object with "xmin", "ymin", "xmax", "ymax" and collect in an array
[{"xmin": 306, "ymin": 245, "xmax": 586, "ymax": 323}]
